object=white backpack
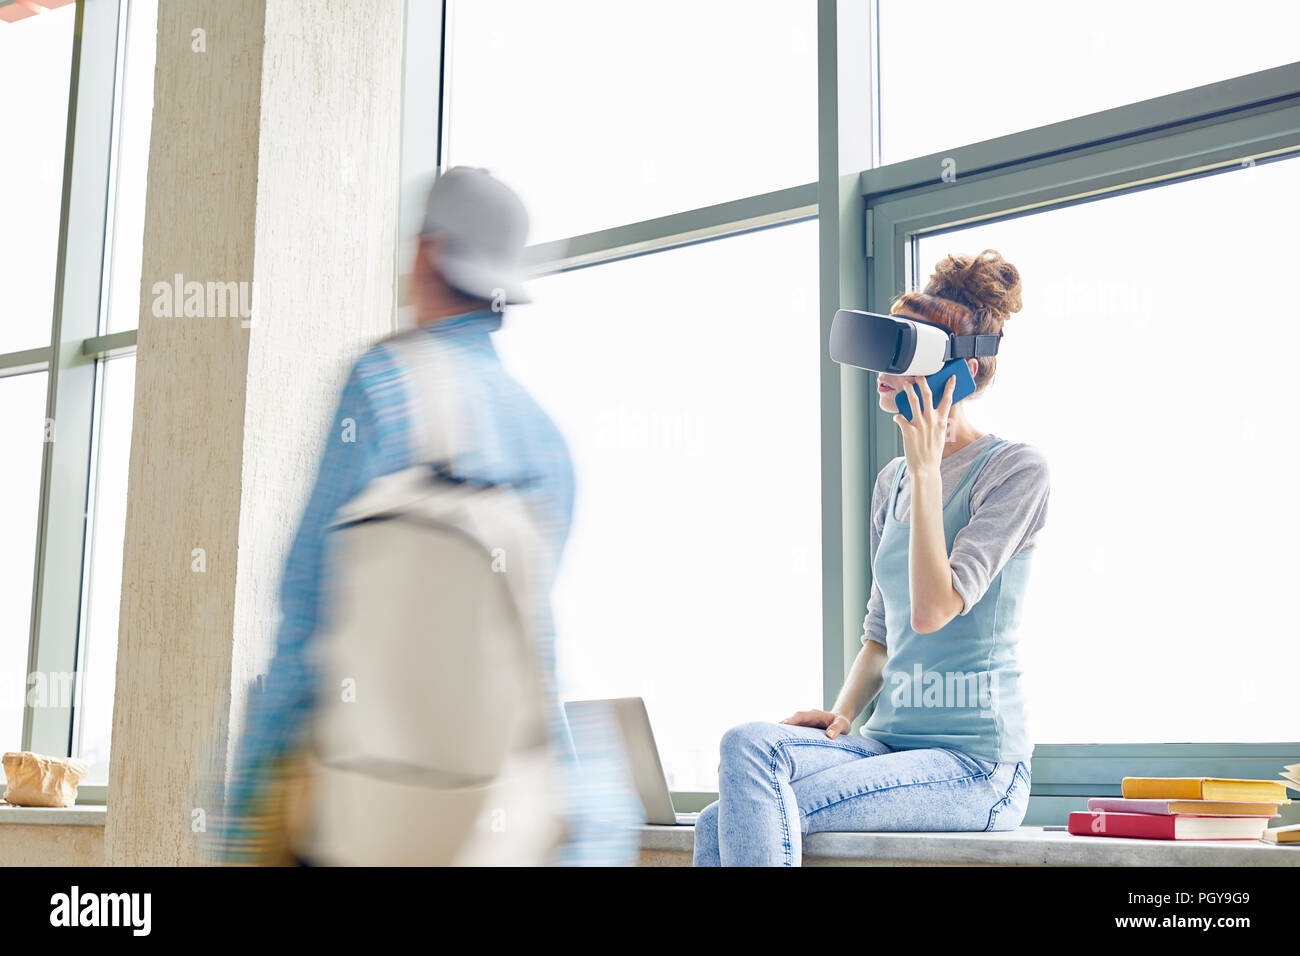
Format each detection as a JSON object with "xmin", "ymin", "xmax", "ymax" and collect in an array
[{"xmin": 299, "ymin": 342, "xmax": 565, "ymax": 865}]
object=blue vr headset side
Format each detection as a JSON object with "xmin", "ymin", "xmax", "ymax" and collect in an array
[{"xmin": 828, "ymin": 309, "xmax": 1003, "ymax": 420}]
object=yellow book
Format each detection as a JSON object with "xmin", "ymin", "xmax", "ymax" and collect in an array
[
  {"xmin": 1122, "ymin": 777, "xmax": 1291, "ymax": 802},
  {"xmin": 1261, "ymin": 823, "xmax": 1300, "ymax": 844},
  {"xmin": 1164, "ymin": 800, "xmax": 1285, "ymax": 816}
]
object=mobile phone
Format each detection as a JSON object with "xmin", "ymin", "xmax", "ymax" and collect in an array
[{"xmin": 892, "ymin": 358, "xmax": 976, "ymax": 421}]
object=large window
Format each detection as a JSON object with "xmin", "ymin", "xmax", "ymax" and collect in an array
[
  {"xmin": 425, "ymin": 0, "xmax": 821, "ymax": 793},
  {"xmin": 0, "ymin": 0, "xmax": 155, "ymax": 796},
  {"xmin": 914, "ymin": 155, "xmax": 1300, "ymax": 746},
  {"xmin": 497, "ymin": 222, "xmax": 822, "ymax": 791},
  {"xmin": 0, "ymin": 1, "xmax": 77, "ymax": 760},
  {"xmin": 426, "ymin": 1, "xmax": 1300, "ymax": 806},
  {"xmin": 73, "ymin": 0, "xmax": 156, "ymax": 784},
  {"xmin": 864, "ymin": 23, "xmax": 1300, "ymax": 805}
]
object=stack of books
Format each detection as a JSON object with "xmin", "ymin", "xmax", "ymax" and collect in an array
[
  {"xmin": 1261, "ymin": 823, "xmax": 1300, "ymax": 844},
  {"xmin": 1067, "ymin": 775, "xmax": 1292, "ymax": 841},
  {"xmin": 1262, "ymin": 764, "xmax": 1300, "ymax": 844}
]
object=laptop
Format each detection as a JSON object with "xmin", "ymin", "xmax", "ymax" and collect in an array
[{"xmin": 563, "ymin": 697, "xmax": 700, "ymax": 826}]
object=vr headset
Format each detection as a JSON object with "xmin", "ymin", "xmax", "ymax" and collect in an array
[{"xmin": 829, "ymin": 308, "xmax": 1002, "ymax": 376}]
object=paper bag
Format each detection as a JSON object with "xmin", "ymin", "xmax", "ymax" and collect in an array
[{"xmin": 2, "ymin": 751, "xmax": 90, "ymax": 807}]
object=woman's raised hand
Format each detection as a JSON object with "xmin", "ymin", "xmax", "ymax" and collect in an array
[{"xmin": 781, "ymin": 709, "xmax": 852, "ymax": 739}]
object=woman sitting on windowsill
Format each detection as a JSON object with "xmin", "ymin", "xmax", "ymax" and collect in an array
[{"xmin": 694, "ymin": 250, "xmax": 1051, "ymax": 867}]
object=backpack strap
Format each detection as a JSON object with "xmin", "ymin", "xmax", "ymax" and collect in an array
[{"xmin": 387, "ymin": 335, "xmax": 460, "ymax": 474}]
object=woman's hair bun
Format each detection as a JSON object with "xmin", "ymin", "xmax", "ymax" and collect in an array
[{"xmin": 923, "ymin": 249, "xmax": 1022, "ymax": 332}]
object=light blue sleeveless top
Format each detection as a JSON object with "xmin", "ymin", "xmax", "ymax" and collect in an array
[{"xmin": 862, "ymin": 437, "xmax": 1033, "ymax": 763}]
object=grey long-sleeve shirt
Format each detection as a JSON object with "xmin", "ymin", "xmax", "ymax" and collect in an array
[{"xmin": 861, "ymin": 432, "xmax": 1050, "ymax": 648}]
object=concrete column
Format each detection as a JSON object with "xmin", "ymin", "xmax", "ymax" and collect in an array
[{"xmin": 106, "ymin": 0, "xmax": 403, "ymax": 865}]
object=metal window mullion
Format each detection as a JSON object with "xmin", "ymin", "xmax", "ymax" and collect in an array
[
  {"xmin": 397, "ymin": 0, "xmax": 448, "ymax": 332},
  {"xmin": 93, "ymin": 0, "xmax": 133, "ymax": 340},
  {"xmin": 81, "ymin": 329, "xmax": 137, "ymax": 360},
  {"xmin": 861, "ymin": 60, "xmax": 1300, "ymax": 199},
  {"xmin": 817, "ymin": 0, "xmax": 876, "ymax": 714},
  {"xmin": 523, "ymin": 184, "xmax": 818, "ymax": 277},
  {"xmin": 0, "ymin": 347, "xmax": 54, "ymax": 378},
  {"xmin": 548, "ymin": 196, "xmax": 818, "ymax": 271},
  {"xmin": 871, "ymin": 106, "xmax": 1300, "ymax": 241},
  {"xmin": 25, "ymin": 0, "xmax": 124, "ymax": 759},
  {"xmin": 67, "ymin": 356, "xmax": 110, "ymax": 766}
]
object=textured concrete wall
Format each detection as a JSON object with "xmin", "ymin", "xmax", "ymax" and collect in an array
[
  {"xmin": 0, "ymin": 826, "xmax": 104, "ymax": 866},
  {"xmin": 106, "ymin": 0, "xmax": 402, "ymax": 865},
  {"xmin": 107, "ymin": 0, "xmax": 264, "ymax": 868},
  {"xmin": 230, "ymin": 0, "xmax": 404, "ymax": 749}
]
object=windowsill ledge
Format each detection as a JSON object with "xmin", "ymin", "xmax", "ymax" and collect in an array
[
  {"xmin": 640, "ymin": 824, "xmax": 1300, "ymax": 866},
  {"xmin": 0, "ymin": 805, "xmax": 107, "ymax": 827}
]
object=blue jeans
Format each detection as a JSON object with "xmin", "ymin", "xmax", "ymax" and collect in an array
[{"xmin": 694, "ymin": 721, "xmax": 1031, "ymax": 867}]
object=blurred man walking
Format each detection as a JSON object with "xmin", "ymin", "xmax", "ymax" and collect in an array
[{"xmin": 215, "ymin": 167, "xmax": 641, "ymax": 866}]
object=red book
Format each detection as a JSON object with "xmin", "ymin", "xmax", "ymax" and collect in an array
[{"xmin": 1067, "ymin": 810, "xmax": 1269, "ymax": 841}]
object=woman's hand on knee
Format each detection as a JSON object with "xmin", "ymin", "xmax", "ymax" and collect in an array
[{"xmin": 780, "ymin": 709, "xmax": 852, "ymax": 739}]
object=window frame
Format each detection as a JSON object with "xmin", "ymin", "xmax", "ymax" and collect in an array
[
  {"xmin": 4, "ymin": 0, "xmax": 134, "ymax": 805},
  {"xmin": 404, "ymin": 2, "xmax": 1300, "ymax": 817},
  {"xmin": 857, "ymin": 59, "xmax": 1300, "ymax": 815},
  {"xmin": 18, "ymin": 1, "xmax": 1292, "ymax": 814},
  {"xmin": 407, "ymin": 0, "xmax": 821, "ymax": 810}
]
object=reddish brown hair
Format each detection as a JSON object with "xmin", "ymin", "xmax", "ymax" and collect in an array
[{"xmin": 891, "ymin": 249, "xmax": 1023, "ymax": 392}]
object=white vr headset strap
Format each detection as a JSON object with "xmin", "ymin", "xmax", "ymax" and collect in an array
[
  {"xmin": 907, "ymin": 322, "xmax": 1000, "ymax": 375},
  {"xmin": 908, "ymin": 322, "xmax": 951, "ymax": 377}
]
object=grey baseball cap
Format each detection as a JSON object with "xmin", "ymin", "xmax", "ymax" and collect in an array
[{"xmin": 420, "ymin": 166, "xmax": 531, "ymax": 304}]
